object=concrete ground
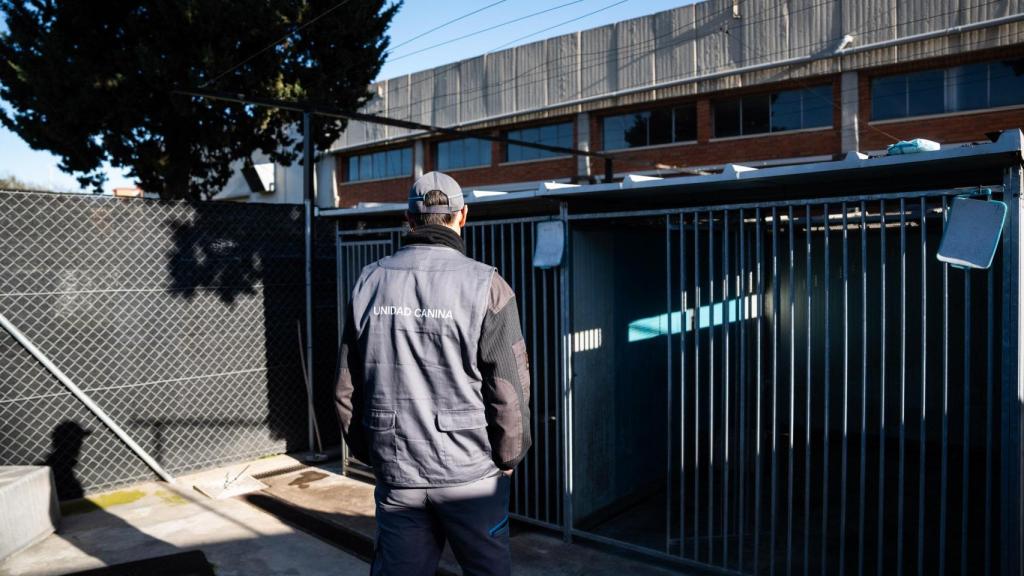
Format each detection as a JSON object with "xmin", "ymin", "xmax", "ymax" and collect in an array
[
  {"xmin": 0, "ymin": 455, "xmax": 368, "ymax": 576},
  {"xmin": 1, "ymin": 454, "xmax": 690, "ymax": 576}
]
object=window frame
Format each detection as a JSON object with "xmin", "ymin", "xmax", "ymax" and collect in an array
[
  {"xmin": 869, "ymin": 59, "xmax": 1024, "ymax": 123},
  {"xmin": 712, "ymin": 84, "xmax": 834, "ymax": 139},
  {"xmin": 436, "ymin": 137, "xmax": 493, "ymax": 171},
  {"xmin": 344, "ymin": 147, "xmax": 413, "ymax": 183},
  {"xmin": 503, "ymin": 121, "xmax": 575, "ymax": 164},
  {"xmin": 600, "ymin": 103, "xmax": 699, "ymax": 152}
]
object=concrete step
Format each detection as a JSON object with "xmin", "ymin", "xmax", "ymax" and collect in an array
[
  {"xmin": 243, "ymin": 461, "xmax": 690, "ymax": 576},
  {"xmin": 0, "ymin": 466, "xmax": 59, "ymax": 563}
]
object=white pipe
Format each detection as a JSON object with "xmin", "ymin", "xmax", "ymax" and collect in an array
[{"xmin": 0, "ymin": 312, "xmax": 176, "ymax": 484}]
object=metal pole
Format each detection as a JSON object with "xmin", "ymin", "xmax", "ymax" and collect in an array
[
  {"xmin": 303, "ymin": 110, "xmax": 317, "ymax": 453},
  {"xmin": 1001, "ymin": 162, "xmax": 1023, "ymax": 576},
  {"xmin": 0, "ymin": 312, "xmax": 176, "ymax": 484},
  {"xmin": 559, "ymin": 201, "xmax": 574, "ymax": 542}
]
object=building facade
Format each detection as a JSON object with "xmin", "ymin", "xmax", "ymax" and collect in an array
[{"xmin": 327, "ymin": 0, "xmax": 1024, "ymax": 208}]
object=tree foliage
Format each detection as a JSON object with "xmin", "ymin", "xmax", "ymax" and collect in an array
[{"xmin": 0, "ymin": 0, "xmax": 398, "ymax": 200}]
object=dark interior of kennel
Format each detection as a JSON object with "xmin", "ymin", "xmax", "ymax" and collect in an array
[{"xmin": 566, "ymin": 195, "xmax": 1005, "ymax": 575}]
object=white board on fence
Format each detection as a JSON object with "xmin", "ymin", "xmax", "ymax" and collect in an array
[
  {"xmin": 533, "ymin": 220, "xmax": 565, "ymax": 269},
  {"xmin": 937, "ymin": 196, "xmax": 1007, "ymax": 270}
]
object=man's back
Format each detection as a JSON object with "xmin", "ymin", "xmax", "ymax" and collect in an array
[
  {"xmin": 350, "ymin": 242, "xmax": 500, "ymax": 486},
  {"xmin": 334, "ymin": 171, "xmax": 531, "ymax": 576}
]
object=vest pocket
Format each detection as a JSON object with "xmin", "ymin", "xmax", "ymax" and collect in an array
[
  {"xmin": 437, "ymin": 408, "xmax": 491, "ymax": 468},
  {"xmin": 363, "ymin": 409, "xmax": 400, "ymax": 481}
]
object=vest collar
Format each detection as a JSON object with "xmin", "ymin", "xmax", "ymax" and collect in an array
[{"xmin": 403, "ymin": 224, "xmax": 466, "ymax": 254}]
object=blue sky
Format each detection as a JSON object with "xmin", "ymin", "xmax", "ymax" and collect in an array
[{"xmin": 0, "ymin": 0, "xmax": 692, "ymax": 192}]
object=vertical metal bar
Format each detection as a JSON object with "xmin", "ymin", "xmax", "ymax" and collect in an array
[
  {"xmin": 858, "ymin": 202, "xmax": 869, "ymax": 576},
  {"xmin": 821, "ymin": 203, "xmax": 832, "ymax": 576},
  {"xmin": 984, "ymin": 210, "xmax": 995, "ymax": 575},
  {"xmin": 510, "ymin": 224, "xmax": 523, "ymax": 518},
  {"xmin": 877, "ymin": 200, "xmax": 888, "ymax": 576},
  {"xmin": 542, "ymin": 243, "xmax": 550, "ymax": 520},
  {"xmin": 739, "ymin": 208, "xmax": 747, "ymax": 571},
  {"xmin": 960, "ymin": 215, "xmax": 972, "ymax": 576},
  {"xmin": 559, "ymin": 202, "xmax": 574, "ymax": 542},
  {"xmin": 710, "ymin": 210, "xmax": 717, "ymax": 564},
  {"xmin": 695, "ymin": 211, "xmax": 703, "ymax": 560},
  {"xmin": 897, "ymin": 197, "xmax": 907, "ymax": 576},
  {"xmin": 804, "ymin": 204, "xmax": 813, "ymax": 576},
  {"xmin": 755, "ymin": 207, "xmax": 764, "ymax": 574},
  {"xmin": 771, "ymin": 206, "xmax": 780, "ymax": 576},
  {"xmin": 681, "ymin": 211, "xmax": 688, "ymax": 559},
  {"xmin": 724, "ymin": 209, "xmax": 732, "ymax": 568},
  {"xmin": 787, "ymin": 205, "xmax": 796, "ymax": 576},
  {"xmin": 529, "ymin": 223, "xmax": 544, "ymax": 523},
  {"xmin": 666, "ymin": 215, "xmax": 675, "ymax": 555},
  {"xmin": 939, "ymin": 197, "xmax": 950, "ymax": 576},
  {"xmin": 839, "ymin": 203, "xmax": 850, "ymax": 576},
  {"xmin": 1000, "ymin": 165, "xmax": 1023, "ymax": 576},
  {"xmin": 917, "ymin": 196, "xmax": 928, "ymax": 576}
]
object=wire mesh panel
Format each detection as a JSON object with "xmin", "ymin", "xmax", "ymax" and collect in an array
[
  {"xmin": 0, "ymin": 190, "xmax": 310, "ymax": 498},
  {"xmin": 567, "ymin": 188, "xmax": 1008, "ymax": 574}
]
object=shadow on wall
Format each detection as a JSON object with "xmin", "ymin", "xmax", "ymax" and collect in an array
[
  {"xmin": 38, "ymin": 419, "xmax": 183, "ymax": 567},
  {"xmin": 162, "ymin": 203, "xmax": 310, "ymax": 458}
]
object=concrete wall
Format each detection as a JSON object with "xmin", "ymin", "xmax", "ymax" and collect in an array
[{"xmin": 570, "ymin": 223, "xmax": 669, "ymax": 524}]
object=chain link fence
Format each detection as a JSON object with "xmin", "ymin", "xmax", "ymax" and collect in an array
[{"xmin": 0, "ymin": 189, "xmax": 330, "ymax": 499}]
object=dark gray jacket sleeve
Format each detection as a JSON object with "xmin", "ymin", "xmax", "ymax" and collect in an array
[
  {"xmin": 335, "ymin": 301, "xmax": 370, "ymax": 464},
  {"xmin": 478, "ymin": 271, "xmax": 533, "ymax": 470}
]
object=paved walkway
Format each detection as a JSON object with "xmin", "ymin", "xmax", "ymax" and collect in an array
[
  {"xmin": 0, "ymin": 456, "xmax": 368, "ymax": 576},
  {"xmin": 2, "ymin": 454, "xmax": 689, "ymax": 575}
]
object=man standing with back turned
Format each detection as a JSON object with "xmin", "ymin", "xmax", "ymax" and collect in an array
[{"xmin": 335, "ymin": 171, "xmax": 532, "ymax": 576}]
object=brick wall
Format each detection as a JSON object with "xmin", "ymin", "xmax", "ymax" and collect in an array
[{"xmin": 333, "ymin": 48, "xmax": 1024, "ymax": 208}]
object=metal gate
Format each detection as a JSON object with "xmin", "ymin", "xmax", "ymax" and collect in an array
[
  {"xmin": 332, "ymin": 171, "xmax": 1022, "ymax": 574},
  {"xmin": 336, "ymin": 217, "xmax": 564, "ymax": 530},
  {"xmin": 563, "ymin": 184, "xmax": 1015, "ymax": 575}
]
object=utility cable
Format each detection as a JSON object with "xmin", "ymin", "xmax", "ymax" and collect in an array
[
  {"xmin": 386, "ymin": 0, "xmax": 589, "ymax": 62},
  {"xmin": 389, "ymin": 0, "xmax": 509, "ymax": 52}
]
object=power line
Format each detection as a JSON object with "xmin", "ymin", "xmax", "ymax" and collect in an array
[
  {"xmin": 386, "ymin": 0, "xmax": 590, "ymax": 62},
  {"xmin": 389, "ymin": 0, "xmax": 509, "ymax": 52},
  {"xmin": 488, "ymin": 0, "xmax": 630, "ymax": 52},
  {"xmin": 201, "ymin": 0, "xmax": 356, "ymax": 89}
]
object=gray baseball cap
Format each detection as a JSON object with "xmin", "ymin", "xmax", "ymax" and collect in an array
[{"xmin": 408, "ymin": 171, "xmax": 465, "ymax": 215}]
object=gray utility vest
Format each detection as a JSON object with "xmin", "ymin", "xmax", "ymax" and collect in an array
[{"xmin": 351, "ymin": 243, "xmax": 500, "ymax": 487}]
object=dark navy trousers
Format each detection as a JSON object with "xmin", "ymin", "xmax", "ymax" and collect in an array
[{"xmin": 371, "ymin": 473, "xmax": 512, "ymax": 576}]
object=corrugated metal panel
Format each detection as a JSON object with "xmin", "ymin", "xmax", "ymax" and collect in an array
[
  {"xmin": 331, "ymin": 0, "xmax": 1022, "ymax": 150},
  {"xmin": 899, "ymin": 0, "xmax": 959, "ymax": 37},
  {"xmin": 842, "ymin": 0, "xmax": 896, "ymax": 46},
  {"xmin": 432, "ymin": 63, "xmax": 459, "ymax": 127},
  {"xmin": 546, "ymin": 32, "xmax": 579, "ymax": 105},
  {"xmin": 580, "ymin": 24, "xmax": 616, "ymax": 98},
  {"xmin": 695, "ymin": 0, "xmax": 741, "ymax": 78},
  {"xmin": 409, "ymin": 69, "xmax": 435, "ymax": 130},
  {"xmin": 737, "ymin": 0, "xmax": 790, "ymax": 66},
  {"xmin": 616, "ymin": 15, "xmax": 655, "ymax": 90},
  {"xmin": 654, "ymin": 4, "xmax": 698, "ymax": 85},
  {"xmin": 516, "ymin": 41, "xmax": 548, "ymax": 112},
  {"xmin": 486, "ymin": 48, "xmax": 517, "ymax": 119},
  {"xmin": 459, "ymin": 55, "xmax": 487, "ymax": 125},
  {"xmin": 789, "ymin": 0, "xmax": 840, "ymax": 57},
  {"xmin": 386, "ymin": 75, "xmax": 412, "ymax": 139}
]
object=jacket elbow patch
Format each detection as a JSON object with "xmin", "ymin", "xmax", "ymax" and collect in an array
[{"xmin": 493, "ymin": 376, "xmax": 524, "ymax": 464}]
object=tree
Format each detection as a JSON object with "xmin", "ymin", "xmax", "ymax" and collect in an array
[{"xmin": 0, "ymin": 1, "xmax": 398, "ymax": 200}]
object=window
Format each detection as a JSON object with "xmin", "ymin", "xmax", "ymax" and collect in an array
[
  {"xmin": 437, "ymin": 138, "xmax": 491, "ymax": 171},
  {"xmin": 346, "ymin": 147, "xmax": 411, "ymax": 182},
  {"xmin": 506, "ymin": 122, "xmax": 573, "ymax": 162},
  {"xmin": 871, "ymin": 59, "xmax": 1024, "ymax": 121},
  {"xmin": 713, "ymin": 85, "xmax": 833, "ymax": 138},
  {"xmin": 601, "ymin": 103, "xmax": 697, "ymax": 150}
]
